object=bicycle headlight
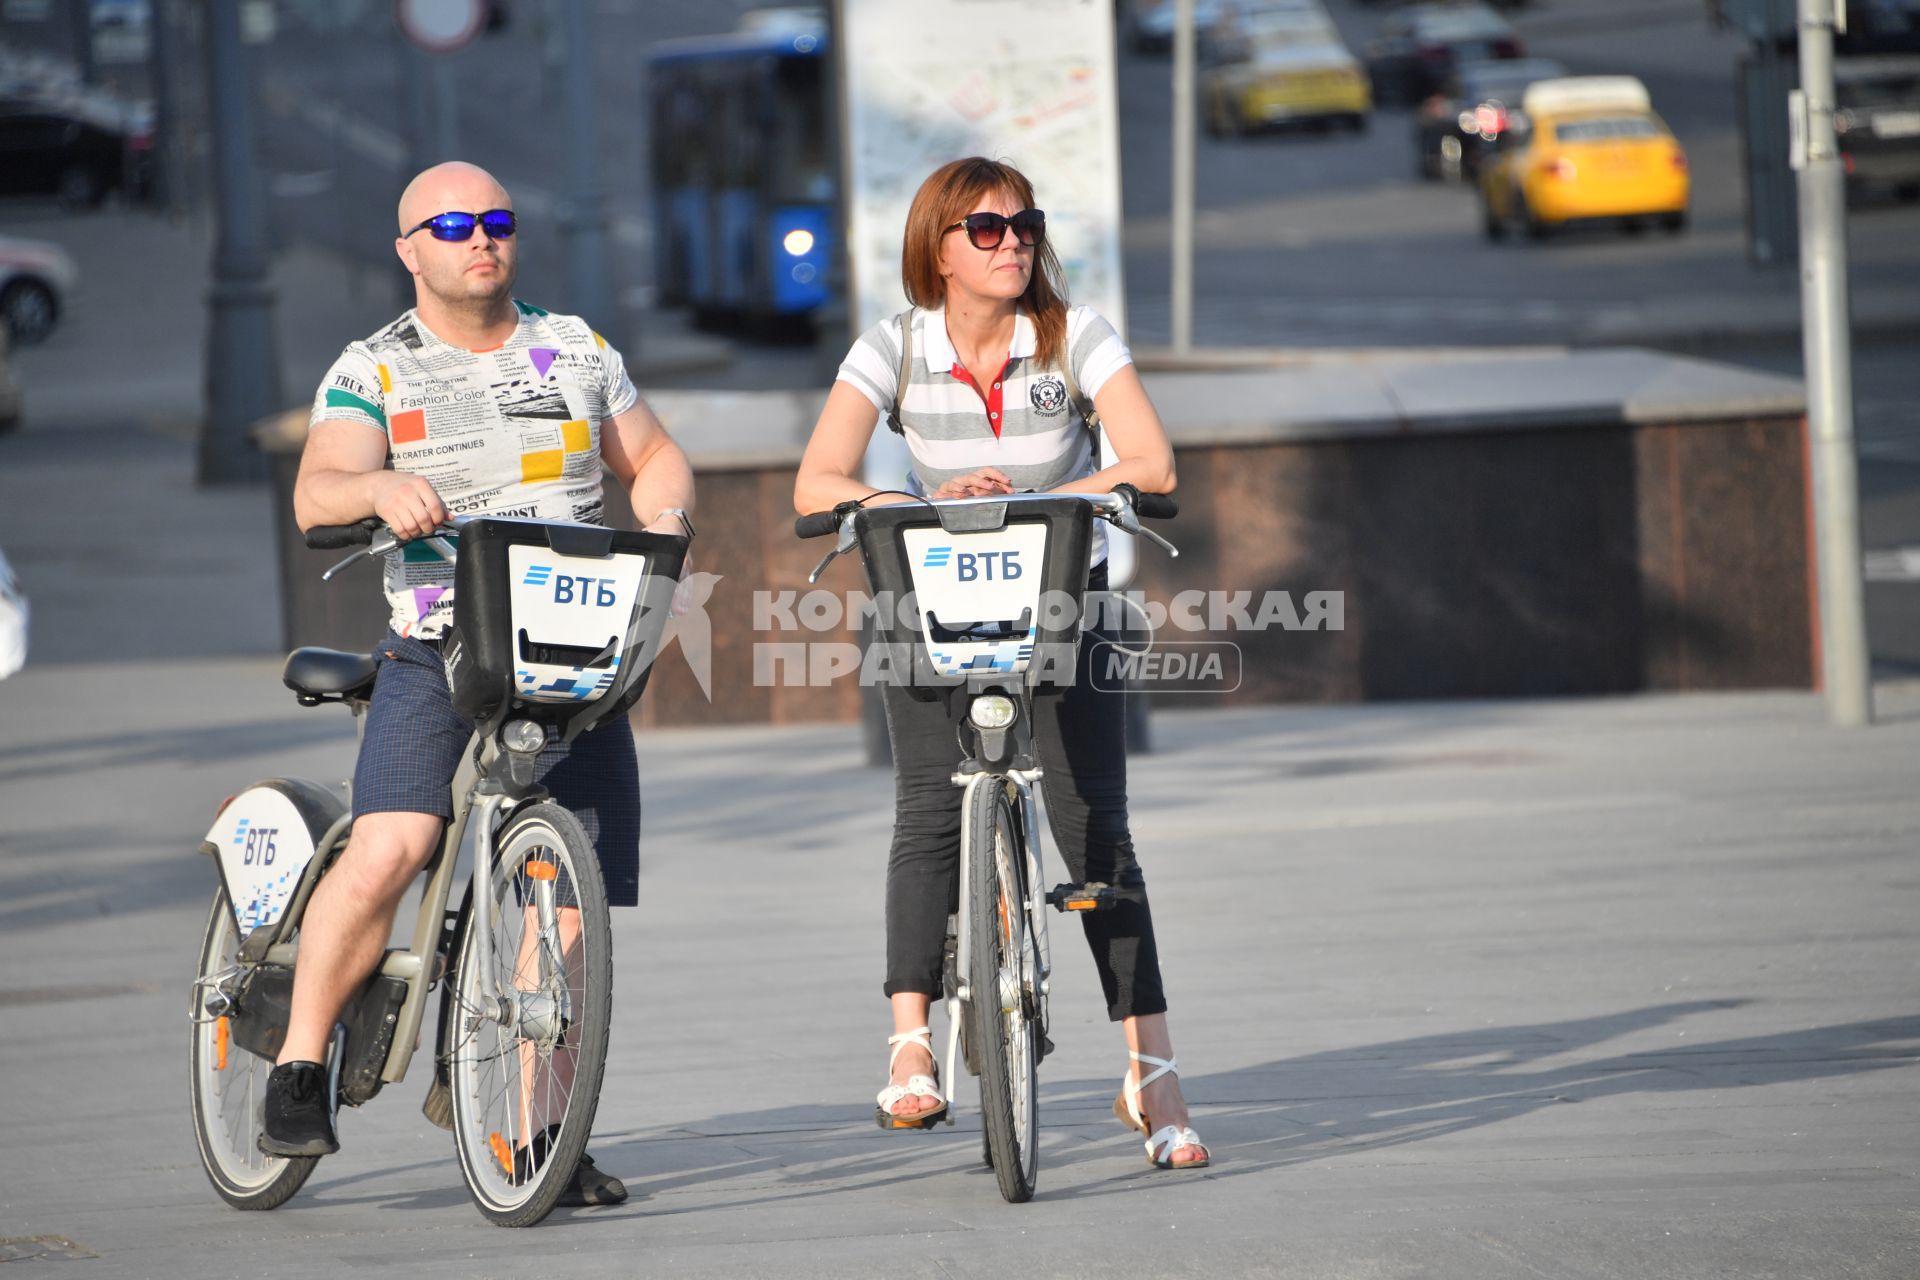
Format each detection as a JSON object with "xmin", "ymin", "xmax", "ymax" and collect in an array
[
  {"xmin": 503, "ymin": 719, "xmax": 547, "ymax": 754},
  {"xmin": 969, "ymin": 695, "xmax": 1017, "ymax": 731}
]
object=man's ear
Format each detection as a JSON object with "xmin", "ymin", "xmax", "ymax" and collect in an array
[{"xmin": 395, "ymin": 237, "xmax": 419, "ymax": 276}]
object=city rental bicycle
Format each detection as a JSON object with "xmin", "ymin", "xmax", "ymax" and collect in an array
[
  {"xmin": 795, "ymin": 486, "xmax": 1178, "ymax": 1202},
  {"xmin": 187, "ymin": 514, "xmax": 687, "ymax": 1227}
]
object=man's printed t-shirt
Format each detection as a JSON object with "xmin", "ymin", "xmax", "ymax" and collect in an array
[{"xmin": 309, "ymin": 300, "xmax": 638, "ymax": 639}]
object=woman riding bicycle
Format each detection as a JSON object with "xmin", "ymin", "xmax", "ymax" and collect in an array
[{"xmin": 793, "ymin": 157, "xmax": 1209, "ymax": 1170}]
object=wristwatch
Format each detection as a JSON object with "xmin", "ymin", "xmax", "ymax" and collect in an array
[{"xmin": 651, "ymin": 507, "xmax": 696, "ymax": 538}]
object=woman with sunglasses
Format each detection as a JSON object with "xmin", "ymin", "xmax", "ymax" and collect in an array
[{"xmin": 794, "ymin": 157, "xmax": 1208, "ymax": 1171}]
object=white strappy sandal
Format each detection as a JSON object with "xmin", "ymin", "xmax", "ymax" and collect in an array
[
  {"xmin": 875, "ymin": 1026, "xmax": 948, "ymax": 1130},
  {"xmin": 1115, "ymin": 1051, "xmax": 1210, "ymax": 1169}
]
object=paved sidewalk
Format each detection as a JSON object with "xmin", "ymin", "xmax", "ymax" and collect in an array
[{"xmin": 0, "ymin": 653, "xmax": 1916, "ymax": 1276}]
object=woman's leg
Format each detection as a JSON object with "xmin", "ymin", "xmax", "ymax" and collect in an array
[
  {"xmin": 879, "ymin": 684, "xmax": 963, "ymax": 1115},
  {"xmin": 1034, "ymin": 589, "xmax": 1205, "ymax": 1163},
  {"xmin": 1030, "ymin": 618, "xmax": 1166, "ymax": 1023},
  {"xmin": 1122, "ymin": 1012, "xmax": 1209, "ymax": 1166}
]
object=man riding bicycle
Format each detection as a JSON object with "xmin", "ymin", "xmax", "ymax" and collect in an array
[{"xmin": 268, "ymin": 160, "xmax": 695, "ymax": 1206}]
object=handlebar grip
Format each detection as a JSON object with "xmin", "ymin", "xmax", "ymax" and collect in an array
[
  {"xmin": 1133, "ymin": 492, "xmax": 1179, "ymax": 520},
  {"xmin": 795, "ymin": 511, "xmax": 841, "ymax": 540},
  {"xmin": 303, "ymin": 518, "xmax": 382, "ymax": 550}
]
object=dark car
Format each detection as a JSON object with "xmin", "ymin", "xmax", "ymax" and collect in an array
[
  {"xmin": 1365, "ymin": 3, "xmax": 1524, "ymax": 108},
  {"xmin": 0, "ymin": 99, "xmax": 151, "ymax": 208},
  {"xmin": 1413, "ymin": 56, "xmax": 1565, "ymax": 180},
  {"xmin": 1835, "ymin": 55, "xmax": 1920, "ymax": 201}
]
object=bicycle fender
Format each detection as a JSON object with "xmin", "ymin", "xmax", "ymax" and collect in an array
[{"xmin": 202, "ymin": 779, "xmax": 345, "ymax": 940}]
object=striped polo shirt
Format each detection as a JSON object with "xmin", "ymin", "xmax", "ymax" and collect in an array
[{"xmin": 837, "ymin": 306, "xmax": 1133, "ymax": 561}]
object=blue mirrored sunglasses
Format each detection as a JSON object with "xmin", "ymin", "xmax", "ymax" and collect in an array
[{"xmin": 404, "ymin": 209, "xmax": 517, "ymax": 242}]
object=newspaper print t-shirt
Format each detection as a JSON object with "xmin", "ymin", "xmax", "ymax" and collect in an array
[{"xmin": 308, "ymin": 300, "xmax": 639, "ymax": 639}]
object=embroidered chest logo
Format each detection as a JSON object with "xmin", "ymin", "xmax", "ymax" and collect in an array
[{"xmin": 1030, "ymin": 375, "xmax": 1068, "ymax": 416}]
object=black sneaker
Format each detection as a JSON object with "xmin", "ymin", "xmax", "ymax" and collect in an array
[
  {"xmin": 558, "ymin": 1152, "xmax": 628, "ymax": 1207},
  {"xmin": 259, "ymin": 1061, "xmax": 339, "ymax": 1157},
  {"xmin": 516, "ymin": 1125, "xmax": 627, "ymax": 1206}
]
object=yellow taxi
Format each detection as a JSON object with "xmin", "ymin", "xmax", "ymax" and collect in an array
[
  {"xmin": 1202, "ymin": 6, "xmax": 1372, "ymax": 134},
  {"xmin": 1477, "ymin": 76, "xmax": 1689, "ymax": 239}
]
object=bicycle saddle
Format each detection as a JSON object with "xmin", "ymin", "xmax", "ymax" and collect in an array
[{"xmin": 282, "ymin": 647, "xmax": 379, "ymax": 703}]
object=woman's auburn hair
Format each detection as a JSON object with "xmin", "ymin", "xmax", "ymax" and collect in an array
[{"xmin": 900, "ymin": 157, "xmax": 1070, "ymax": 372}]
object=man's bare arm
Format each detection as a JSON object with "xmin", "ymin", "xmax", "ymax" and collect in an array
[
  {"xmin": 601, "ymin": 399, "xmax": 695, "ymax": 535},
  {"xmin": 294, "ymin": 420, "xmax": 447, "ymax": 540}
]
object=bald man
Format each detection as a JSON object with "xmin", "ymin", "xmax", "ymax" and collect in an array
[{"xmin": 270, "ymin": 163, "xmax": 692, "ymax": 1205}]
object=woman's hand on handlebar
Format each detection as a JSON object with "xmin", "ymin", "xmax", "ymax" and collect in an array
[
  {"xmin": 371, "ymin": 472, "xmax": 449, "ymax": 542},
  {"xmin": 931, "ymin": 468, "xmax": 1013, "ymax": 500}
]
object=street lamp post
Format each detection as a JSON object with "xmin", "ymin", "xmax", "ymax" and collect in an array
[
  {"xmin": 199, "ymin": 0, "xmax": 281, "ymax": 485},
  {"xmin": 1170, "ymin": 0, "xmax": 1195, "ymax": 354},
  {"xmin": 1794, "ymin": 0, "xmax": 1873, "ymax": 725}
]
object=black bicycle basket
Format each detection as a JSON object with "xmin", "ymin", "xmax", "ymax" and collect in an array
[
  {"xmin": 440, "ymin": 517, "xmax": 689, "ymax": 738},
  {"xmin": 854, "ymin": 498, "xmax": 1093, "ymax": 699}
]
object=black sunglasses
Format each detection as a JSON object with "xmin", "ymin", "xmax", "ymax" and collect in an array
[
  {"xmin": 403, "ymin": 209, "xmax": 517, "ymax": 242},
  {"xmin": 944, "ymin": 208, "xmax": 1045, "ymax": 251}
]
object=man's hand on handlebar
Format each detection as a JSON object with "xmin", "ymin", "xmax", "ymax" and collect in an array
[{"xmin": 371, "ymin": 472, "xmax": 449, "ymax": 542}]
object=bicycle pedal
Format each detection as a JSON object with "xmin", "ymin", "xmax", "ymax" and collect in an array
[{"xmin": 1047, "ymin": 881, "xmax": 1117, "ymax": 912}]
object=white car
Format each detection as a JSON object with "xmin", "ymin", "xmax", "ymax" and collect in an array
[{"xmin": 0, "ymin": 236, "xmax": 76, "ymax": 345}]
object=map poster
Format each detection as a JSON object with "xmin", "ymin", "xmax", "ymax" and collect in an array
[{"xmin": 836, "ymin": 0, "xmax": 1127, "ymax": 336}]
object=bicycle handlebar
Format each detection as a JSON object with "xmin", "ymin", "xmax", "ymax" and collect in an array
[
  {"xmin": 794, "ymin": 487, "xmax": 1177, "ymax": 540},
  {"xmin": 303, "ymin": 518, "xmax": 383, "ymax": 550},
  {"xmin": 794, "ymin": 510, "xmax": 842, "ymax": 540}
]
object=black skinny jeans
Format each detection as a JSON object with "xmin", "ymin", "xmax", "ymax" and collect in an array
[{"xmin": 880, "ymin": 572, "xmax": 1167, "ymax": 1022}]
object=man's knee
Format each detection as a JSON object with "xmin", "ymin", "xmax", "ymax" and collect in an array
[{"xmin": 337, "ymin": 811, "xmax": 443, "ymax": 899}]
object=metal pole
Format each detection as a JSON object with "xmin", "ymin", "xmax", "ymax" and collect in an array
[
  {"xmin": 558, "ymin": 0, "xmax": 621, "ymax": 350},
  {"xmin": 431, "ymin": 53, "xmax": 459, "ymax": 162},
  {"xmin": 146, "ymin": 0, "xmax": 175, "ymax": 212},
  {"xmin": 199, "ymin": 0, "xmax": 281, "ymax": 485},
  {"xmin": 1795, "ymin": 0, "xmax": 1872, "ymax": 725},
  {"xmin": 1170, "ymin": 0, "xmax": 1195, "ymax": 353},
  {"xmin": 68, "ymin": 0, "xmax": 95, "ymax": 85}
]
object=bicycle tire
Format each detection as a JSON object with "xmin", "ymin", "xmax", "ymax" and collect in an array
[
  {"xmin": 969, "ymin": 781, "xmax": 1039, "ymax": 1203},
  {"xmin": 187, "ymin": 889, "xmax": 320, "ymax": 1210},
  {"xmin": 445, "ymin": 802, "xmax": 612, "ymax": 1227}
]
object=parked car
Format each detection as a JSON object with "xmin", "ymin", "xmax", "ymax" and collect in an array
[
  {"xmin": 1478, "ymin": 76, "xmax": 1690, "ymax": 240},
  {"xmin": 1414, "ymin": 56, "xmax": 1566, "ymax": 180},
  {"xmin": 1835, "ymin": 54, "xmax": 1920, "ymax": 201},
  {"xmin": 0, "ymin": 97, "xmax": 151, "ymax": 208},
  {"xmin": 1365, "ymin": 3, "xmax": 1524, "ymax": 108},
  {"xmin": 0, "ymin": 237, "xmax": 77, "ymax": 345}
]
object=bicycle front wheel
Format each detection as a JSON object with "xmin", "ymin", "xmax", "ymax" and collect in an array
[
  {"xmin": 969, "ymin": 780, "xmax": 1039, "ymax": 1203},
  {"xmin": 187, "ymin": 889, "xmax": 319, "ymax": 1210},
  {"xmin": 445, "ymin": 802, "xmax": 612, "ymax": 1227}
]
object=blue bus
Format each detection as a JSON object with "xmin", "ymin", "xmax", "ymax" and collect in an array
[{"xmin": 645, "ymin": 12, "xmax": 834, "ymax": 327}]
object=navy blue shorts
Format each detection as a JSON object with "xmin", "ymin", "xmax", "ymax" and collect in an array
[{"xmin": 351, "ymin": 633, "xmax": 642, "ymax": 907}]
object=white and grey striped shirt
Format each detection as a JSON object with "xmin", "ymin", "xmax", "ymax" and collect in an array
[{"xmin": 837, "ymin": 303, "xmax": 1132, "ymax": 496}]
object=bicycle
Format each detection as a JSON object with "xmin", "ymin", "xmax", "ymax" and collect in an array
[
  {"xmin": 795, "ymin": 485, "xmax": 1178, "ymax": 1203},
  {"xmin": 187, "ymin": 513, "xmax": 689, "ymax": 1227}
]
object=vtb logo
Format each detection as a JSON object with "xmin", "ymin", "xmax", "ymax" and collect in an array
[
  {"xmin": 923, "ymin": 546, "xmax": 1023, "ymax": 582},
  {"xmin": 523, "ymin": 564, "xmax": 619, "ymax": 607}
]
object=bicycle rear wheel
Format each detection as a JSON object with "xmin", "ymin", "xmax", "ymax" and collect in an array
[
  {"xmin": 969, "ymin": 781, "xmax": 1039, "ymax": 1202},
  {"xmin": 445, "ymin": 802, "xmax": 612, "ymax": 1227},
  {"xmin": 187, "ymin": 889, "xmax": 319, "ymax": 1210}
]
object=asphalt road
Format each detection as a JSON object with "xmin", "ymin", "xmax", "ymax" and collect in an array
[{"xmin": 213, "ymin": 0, "xmax": 1920, "ymax": 350}]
